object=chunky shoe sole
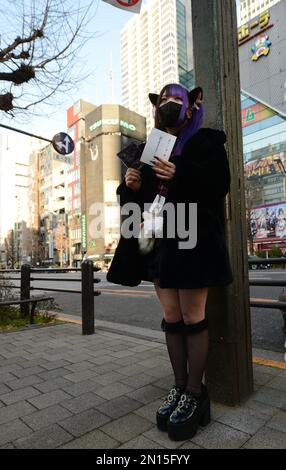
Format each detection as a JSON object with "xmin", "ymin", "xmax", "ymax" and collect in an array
[
  {"xmin": 167, "ymin": 399, "xmax": 211, "ymax": 441},
  {"xmin": 156, "ymin": 412, "xmax": 169, "ymax": 432}
]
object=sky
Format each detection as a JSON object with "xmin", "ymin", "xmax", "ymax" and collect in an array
[
  {"xmin": 0, "ymin": 0, "xmax": 242, "ymax": 236},
  {"xmin": 0, "ymin": 0, "xmax": 241, "ymax": 141},
  {"xmin": 1, "ymin": 0, "xmax": 141, "ymax": 141},
  {"xmin": 0, "ymin": 0, "xmax": 241, "ymax": 218}
]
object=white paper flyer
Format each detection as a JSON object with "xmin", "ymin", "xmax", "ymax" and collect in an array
[{"xmin": 140, "ymin": 128, "xmax": 177, "ymax": 166}]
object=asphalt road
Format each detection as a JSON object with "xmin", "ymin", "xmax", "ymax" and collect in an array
[{"xmin": 9, "ymin": 269, "xmax": 286, "ymax": 354}]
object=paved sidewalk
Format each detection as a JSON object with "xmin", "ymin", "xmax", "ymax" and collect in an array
[{"xmin": 0, "ymin": 321, "xmax": 286, "ymax": 449}]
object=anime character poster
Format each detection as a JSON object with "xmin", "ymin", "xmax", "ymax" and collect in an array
[{"xmin": 250, "ymin": 202, "xmax": 286, "ymax": 239}]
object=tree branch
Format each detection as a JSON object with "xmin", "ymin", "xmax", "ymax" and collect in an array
[
  {"xmin": 0, "ymin": 1, "xmax": 49, "ymax": 60},
  {"xmin": 0, "ymin": 93, "xmax": 14, "ymax": 111},
  {"xmin": 0, "ymin": 64, "xmax": 35, "ymax": 84}
]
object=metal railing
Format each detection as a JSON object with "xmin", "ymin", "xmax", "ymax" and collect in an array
[
  {"xmin": 1, "ymin": 258, "xmax": 286, "ymax": 344},
  {"xmin": 0, "ymin": 260, "xmax": 101, "ymax": 335},
  {"xmin": 248, "ymin": 258, "xmax": 286, "ymax": 347}
]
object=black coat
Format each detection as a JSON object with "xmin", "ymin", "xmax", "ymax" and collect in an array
[{"xmin": 107, "ymin": 128, "xmax": 233, "ymax": 288}]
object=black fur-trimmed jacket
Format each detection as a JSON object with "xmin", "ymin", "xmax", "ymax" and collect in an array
[{"xmin": 107, "ymin": 128, "xmax": 233, "ymax": 288}]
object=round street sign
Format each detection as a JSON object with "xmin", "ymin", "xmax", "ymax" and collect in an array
[{"xmin": 52, "ymin": 132, "xmax": 74, "ymax": 155}]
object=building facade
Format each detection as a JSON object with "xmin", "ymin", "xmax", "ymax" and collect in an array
[
  {"xmin": 36, "ymin": 143, "xmax": 72, "ymax": 267},
  {"xmin": 66, "ymin": 99, "xmax": 96, "ymax": 266},
  {"xmin": 120, "ymin": 0, "xmax": 193, "ymax": 135},
  {"xmin": 239, "ymin": 1, "xmax": 286, "ymax": 115},
  {"xmin": 240, "ymin": 0, "xmax": 281, "ymax": 24},
  {"xmin": 82, "ymin": 104, "xmax": 146, "ymax": 266},
  {"xmin": 13, "ymin": 161, "xmax": 30, "ymax": 266},
  {"xmin": 239, "ymin": 1, "xmax": 286, "ymax": 253}
]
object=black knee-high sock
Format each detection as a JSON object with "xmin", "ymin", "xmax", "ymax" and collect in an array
[
  {"xmin": 184, "ymin": 319, "xmax": 209, "ymax": 395},
  {"xmin": 161, "ymin": 319, "xmax": 187, "ymax": 389}
]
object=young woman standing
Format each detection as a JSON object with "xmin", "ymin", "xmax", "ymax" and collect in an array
[{"xmin": 107, "ymin": 83, "xmax": 233, "ymax": 441}]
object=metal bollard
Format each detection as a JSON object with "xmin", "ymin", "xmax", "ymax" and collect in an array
[
  {"xmin": 21, "ymin": 264, "xmax": 31, "ymax": 318},
  {"xmin": 278, "ymin": 290, "xmax": 286, "ymax": 360},
  {"xmin": 81, "ymin": 260, "xmax": 95, "ymax": 335}
]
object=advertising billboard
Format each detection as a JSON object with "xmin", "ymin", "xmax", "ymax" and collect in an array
[
  {"xmin": 250, "ymin": 201, "xmax": 286, "ymax": 240},
  {"xmin": 245, "ymin": 151, "xmax": 286, "ymax": 179}
]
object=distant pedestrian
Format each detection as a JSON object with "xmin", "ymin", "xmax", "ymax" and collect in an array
[{"xmin": 107, "ymin": 83, "xmax": 233, "ymax": 441}]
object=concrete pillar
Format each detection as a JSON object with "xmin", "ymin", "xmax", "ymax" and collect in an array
[{"xmin": 191, "ymin": 0, "xmax": 253, "ymax": 405}]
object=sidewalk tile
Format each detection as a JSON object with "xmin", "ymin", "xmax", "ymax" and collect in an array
[
  {"xmin": 252, "ymin": 364, "xmax": 281, "ymax": 376},
  {"xmin": 243, "ymin": 426, "xmax": 286, "ymax": 449},
  {"xmin": 37, "ymin": 367, "xmax": 72, "ymax": 381},
  {"xmin": 112, "ymin": 364, "xmax": 147, "ymax": 377},
  {"xmin": 191, "ymin": 422, "xmax": 251, "ymax": 449},
  {"xmin": 61, "ymin": 392, "xmax": 106, "ymax": 414},
  {"xmin": 7, "ymin": 375, "xmax": 43, "ymax": 391},
  {"xmin": 63, "ymin": 361, "xmax": 97, "ymax": 373},
  {"xmin": 266, "ymin": 376, "xmax": 286, "ymax": 392},
  {"xmin": 215, "ymin": 407, "xmax": 268, "ymax": 435},
  {"xmin": 0, "ymin": 386, "xmax": 40, "ymax": 405},
  {"xmin": 61, "ymin": 379, "xmax": 103, "ymax": 397},
  {"xmin": 14, "ymin": 423, "xmax": 73, "ymax": 449},
  {"xmin": 0, "ymin": 384, "xmax": 11, "ymax": 395},
  {"xmin": 61, "ymin": 429, "xmax": 119, "ymax": 449},
  {"xmin": 92, "ymin": 371, "xmax": 126, "ymax": 386},
  {"xmin": 21, "ymin": 404, "xmax": 72, "ymax": 431},
  {"xmin": 243, "ymin": 398, "xmax": 278, "ymax": 418},
  {"xmin": 119, "ymin": 374, "xmax": 156, "ymax": 390},
  {"xmin": 40, "ymin": 360, "xmax": 72, "ymax": 371},
  {"xmin": 134, "ymin": 399, "xmax": 163, "ymax": 424},
  {"xmin": 119, "ymin": 435, "xmax": 163, "ymax": 449},
  {"xmin": 59, "ymin": 408, "xmax": 111, "ymax": 437},
  {"xmin": 0, "ymin": 419, "xmax": 32, "ymax": 447},
  {"xmin": 126, "ymin": 385, "xmax": 165, "ymax": 405},
  {"xmin": 142, "ymin": 428, "xmax": 182, "ymax": 449},
  {"xmin": 12, "ymin": 366, "xmax": 46, "ymax": 379},
  {"xmin": 90, "ymin": 363, "xmax": 119, "ymax": 375},
  {"xmin": 100, "ymin": 413, "xmax": 153, "ymax": 443},
  {"xmin": 0, "ymin": 372, "xmax": 18, "ymax": 383},
  {"xmin": 179, "ymin": 441, "xmax": 204, "ymax": 449},
  {"xmin": 0, "ymin": 401, "xmax": 36, "ymax": 425},
  {"xmin": 27, "ymin": 389, "xmax": 72, "ymax": 410},
  {"xmin": 94, "ymin": 382, "xmax": 133, "ymax": 400},
  {"xmin": 266, "ymin": 410, "xmax": 286, "ymax": 434},
  {"xmin": 64, "ymin": 370, "xmax": 99, "ymax": 383},
  {"xmin": 252, "ymin": 386, "xmax": 286, "ymax": 408},
  {"xmin": 253, "ymin": 371, "xmax": 275, "ymax": 387},
  {"xmin": 33, "ymin": 377, "xmax": 72, "ymax": 393},
  {"xmin": 143, "ymin": 366, "xmax": 173, "ymax": 379},
  {"xmin": 96, "ymin": 396, "xmax": 142, "ymax": 419}
]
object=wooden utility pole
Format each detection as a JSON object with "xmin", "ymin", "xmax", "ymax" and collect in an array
[{"xmin": 191, "ymin": 0, "xmax": 254, "ymax": 405}]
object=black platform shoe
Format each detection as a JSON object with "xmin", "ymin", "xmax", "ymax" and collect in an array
[
  {"xmin": 156, "ymin": 386, "xmax": 183, "ymax": 431},
  {"xmin": 167, "ymin": 385, "xmax": 211, "ymax": 441}
]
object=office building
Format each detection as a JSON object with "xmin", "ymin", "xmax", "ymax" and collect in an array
[
  {"xmin": 120, "ymin": 0, "xmax": 193, "ymax": 134},
  {"xmin": 82, "ymin": 104, "xmax": 146, "ymax": 266},
  {"xmin": 239, "ymin": 0, "xmax": 281, "ymax": 24}
]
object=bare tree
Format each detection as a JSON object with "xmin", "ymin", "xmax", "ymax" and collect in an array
[
  {"xmin": 0, "ymin": 0, "xmax": 97, "ymax": 116},
  {"xmin": 53, "ymin": 221, "xmax": 68, "ymax": 267}
]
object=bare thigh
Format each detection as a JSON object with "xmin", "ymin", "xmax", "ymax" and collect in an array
[
  {"xmin": 178, "ymin": 288, "xmax": 209, "ymax": 324},
  {"xmin": 153, "ymin": 278, "xmax": 183, "ymax": 322}
]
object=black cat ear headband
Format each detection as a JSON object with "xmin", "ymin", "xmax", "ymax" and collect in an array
[{"xmin": 148, "ymin": 87, "xmax": 203, "ymax": 109}]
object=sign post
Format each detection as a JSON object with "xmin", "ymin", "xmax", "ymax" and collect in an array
[{"xmin": 0, "ymin": 123, "xmax": 74, "ymax": 156}]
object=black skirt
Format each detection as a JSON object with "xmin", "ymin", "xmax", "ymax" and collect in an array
[{"xmin": 140, "ymin": 238, "xmax": 162, "ymax": 282}]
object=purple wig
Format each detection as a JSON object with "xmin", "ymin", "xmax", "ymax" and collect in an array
[{"xmin": 154, "ymin": 83, "xmax": 204, "ymax": 156}]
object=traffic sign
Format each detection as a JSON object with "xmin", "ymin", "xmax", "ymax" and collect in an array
[{"xmin": 52, "ymin": 132, "xmax": 74, "ymax": 155}]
